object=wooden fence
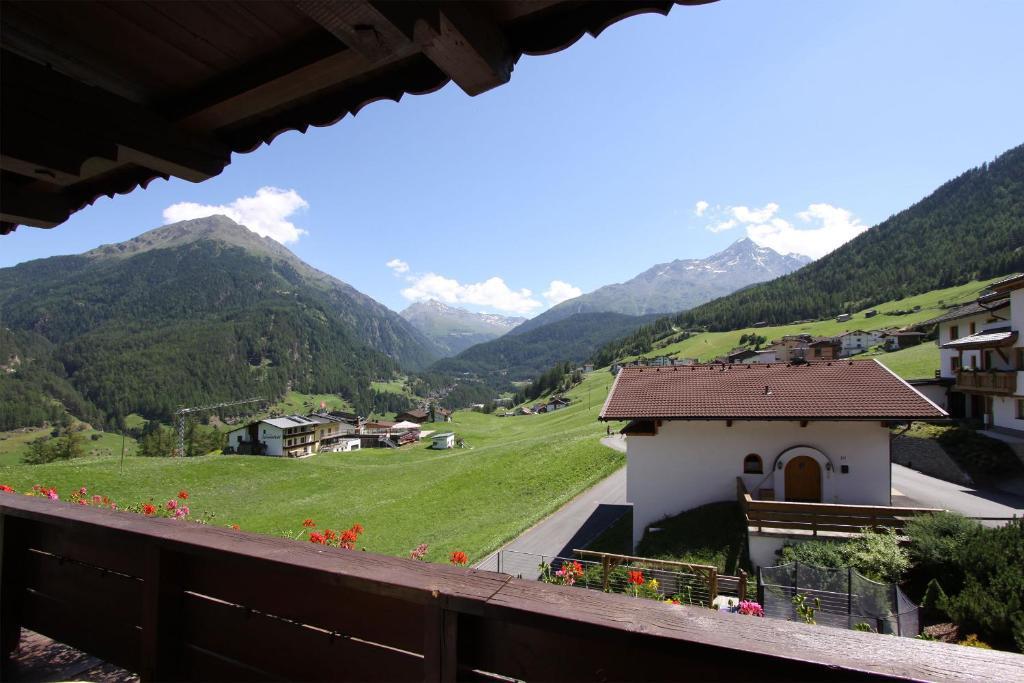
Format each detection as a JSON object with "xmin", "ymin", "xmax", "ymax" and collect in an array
[
  {"xmin": 2, "ymin": 494, "xmax": 1021, "ymax": 682},
  {"xmin": 572, "ymin": 549, "xmax": 751, "ymax": 602},
  {"xmin": 737, "ymin": 478, "xmax": 940, "ymax": 535},
  {"xmin": 954, "ymin": 369, "xmax": 1017, "ymax": 395}
]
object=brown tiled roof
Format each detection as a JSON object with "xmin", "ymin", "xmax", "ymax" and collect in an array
[
  {"xmin": 917, "ymin": 298, "xmax": 1009, "ymax": 327},
  {"xmin": 599, "ymin": 361, "xmax": 945, "ymax": 421}
]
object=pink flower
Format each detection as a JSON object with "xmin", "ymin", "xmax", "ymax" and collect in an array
[
  {"xmin": 76, "ymin": 499, "xmax": 88, "ymax": 505},
  {"xmin": 79, "ymin": 486, "xmax": 87, "ymax": 495},
  {"xmin": 0, "ymin": 485, "xmax": 14, "ymax": 493},
  {"xmin": 46, "ymin": 489, "xmax": 59, "ymax": 500},
  {"xmin": 173, "ymin": 508, "xmax": 187, "ymax": 519},
  {"xmin": 179, "ymin": 506, "xmax": 189, "ymax": 517},
  {"xmin": 737, "ymin": 601, "xmax": 765, "ymax": 617},
  {"xmin": 166, "ymin": 499, "xmax": 178, "ymax": 510},
  {"xmin": 92, "ymin": 495, "xmax": 102, "ymax": 504}
]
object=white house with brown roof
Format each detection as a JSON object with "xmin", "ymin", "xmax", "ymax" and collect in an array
[
  {"xmin": 929, "ymin": 274, "xmax": 1023, "ymax": 433},
  {"xmin": 600, "ymin": 361, "xmax": 946, "ymax": 554}
]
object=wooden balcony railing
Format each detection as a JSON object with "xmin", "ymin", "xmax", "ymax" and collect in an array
[
  {"xmin": 3, "ymin": 494, "xmax": 1021, "ymax": 681},
  {"xmin": 737, "ymin": 478, "xmax": 940, "ymax": 535},
  {"xmin": 954, "ymin": 369, "xmax": 1018, "ymax": 395}
]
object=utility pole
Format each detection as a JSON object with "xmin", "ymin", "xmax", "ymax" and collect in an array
[{"xmin": 174, "ymin": 397, "xmax": 263, "ymax": 457}]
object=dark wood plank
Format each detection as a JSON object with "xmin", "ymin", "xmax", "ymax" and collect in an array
[
  {"xmin": 182, "ymin": 593, "xmax": 422, "ymax": 682},
  {"xmin": 21, "ymin": 550, "xmax": 143, "ymax": 626},
  {"xmin": 19, "ymin": 590, "xmax": 142, "ymax": 674}
]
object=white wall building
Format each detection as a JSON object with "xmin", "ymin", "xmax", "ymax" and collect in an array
[
  {"xmin": 836, "ymin": 330, "xmax": 881, "ymax": 357},
  {"xmin": 227, "ymin": 415, "xmax": 320, "ymax": 457},
  {"xmin": 600, "ymin": 362, "xmax": 945, "ymax": 556},
  {"xmin": 431, "ymin": 432, "xmax": 456, "ymax": 450},
  {"xmin": 932, "ymin": 274, "xmax": 1023, "ymax": 434}
]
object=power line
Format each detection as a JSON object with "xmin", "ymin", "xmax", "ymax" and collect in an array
[{"xmin": 174, "ymin": 397, "xmax": 263, "ymax": 457}]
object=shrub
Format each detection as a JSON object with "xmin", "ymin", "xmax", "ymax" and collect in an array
[
  {"xmin": 778, "ymin": 528, "xmax": 909, "ymax": 583},
  {"xmin": 905, "ymin": 512, "xmax": 981, "ymax": 598},
  {"xmin": 942, "ymin": 520, "xmax": 1024, "ymax": 652}
]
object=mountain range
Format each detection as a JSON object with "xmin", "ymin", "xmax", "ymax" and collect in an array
[
  {"xmin": 593, "ymin": 143, "xmax": 1024, "ymax": 364},
  {"xmin": 512, "ymin": 238, "xmax": 810, "ymax": 334},
  {"xmin": 400, "ymin": 300, "xmax": 524, "ymax": 356},
  {"xmin": 0, "ymin": 215, "xmax": 442, "ymax": 427}
]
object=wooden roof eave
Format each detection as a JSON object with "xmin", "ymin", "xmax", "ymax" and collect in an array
[{"xmin": 1, "ymin": 1, "xmax": 716, "ymax": 233}]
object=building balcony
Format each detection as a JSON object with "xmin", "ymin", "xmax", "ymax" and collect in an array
[{"xmin": 953, "ymin": 369, "xmax": 1018, "ymax": 395}]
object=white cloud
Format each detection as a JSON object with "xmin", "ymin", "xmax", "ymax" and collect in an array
[
  {"xmin": 746, "ymin": 203, "xmax": 868, "ymax": 259},
  {"xmin": 731, "ymin": 202, "xmax": 779, "ymax": 224},
  {"xmin": 163, "ymin": 187, "xmax": 308, "ymax": 244},
  {"xmin": 701, "ymin": 200, "xmax": 867, "ymax": 259},
  {"xmin": 401, "ymin": 272, "xmax": 542, "ymax": 315},
  {"xmin": 694, "ymin": 200, "xmax": 709, "ymax": 217},
  {"xmin": 385, "ymin": 258, "xmax": 409, "ymax": 274},
  {"xmin": 543, "ymin": 280, "xmax": 582, "ymax": 306},
  {"xmin": 707, "ymin": 219, "xmax": 738, "ymax": 233}
]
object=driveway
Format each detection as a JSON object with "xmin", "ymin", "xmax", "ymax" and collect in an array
[
  {"xmin": 891, "ymin": 464, "xmax": 1024, "ymax": 526},
  {"xmin": 475, "ymin": 438, "xmax": 628, "ymax": 573}
]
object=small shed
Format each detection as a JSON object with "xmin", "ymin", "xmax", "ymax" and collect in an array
[
  {"xmin": 333, "ymin": 438, "xmax": 362, "ymax": 453},
  {"xmin": 431, "ymin": 432, "xmax": 456, "ymax": 450}
]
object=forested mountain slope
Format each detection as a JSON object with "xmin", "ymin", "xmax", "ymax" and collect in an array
[
  {"xmin": 0, "ymin": 216, "xmax": 441, "ymax": 427},
  {"xmin": 431, "ymin": 311, "xmax": 659, "ymax": 381}
]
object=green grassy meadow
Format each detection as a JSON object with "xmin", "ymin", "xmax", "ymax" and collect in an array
[
  {"xmin": 0, "ymin": 371, "xmax": 622, "ymax": 564},
  {"xmin": 0, "ymin": 427, "xmax": 137, "ymax": 467},
  {"xmin": 631, "ymin": 278, "xmax": 1002, "ymax": 378},
  {"xmin": 264, "ymin": 390, "xmax": 354, "ymax": 416}
]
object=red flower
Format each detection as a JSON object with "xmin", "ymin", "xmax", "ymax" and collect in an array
[
  {"xmin": 0, "ymin": 485, "xmax": 14, "ymax": 493},
  {"xmin": 230, "ymin": 524, "xmax": 240, "ymax": 531},
  {"xmin": 76, "ymin": 499, "xmax": 88, "ymax": 505},
  {"xmin": 628, "ymin": 570, "xmax": 644, "ymax": 586},
  {"xmin": 324, "ymin": 528, "xmax": 337, "ymax": 541},
  {"xmin": 177, "ymin": 490, "xmax": 189, "ymax": 500},
  {"xmin": 309, "ymin": 532, "xmax": 326, "ymax": 544},
  {"xmin": 142, "ymin": 503, "xmax": 157, "ymax": 516},
  {"xmin": 302, "ymin": 518, "xmax": 316, "ymax": 528},
  {"xmin": 351, "ymin": 522, "xmax": 364, "ymax": 535},
  {"xmin": 449, "ymin": 551, "xmax": 469, "ymax": 566}
]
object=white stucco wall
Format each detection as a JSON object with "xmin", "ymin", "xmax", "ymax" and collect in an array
[{"xmin": 625, "ymin": 420, "xmax": 892, "ymax": 548}]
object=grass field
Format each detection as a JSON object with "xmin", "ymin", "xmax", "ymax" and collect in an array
[
  {"xmin": 866, "ymin": 343, "xmax": 940, "ymax": 380},
  {"xmin": 370, "ymin": 377, "xmax": 413, "ymax": 395},
  {"xmin": 264, "ymin": 391, "xmax": 354, "ymax": 416},
  {"xmin": 635, "ymin": 278, "xmax": 1001, "ymax": 371},
  {"xmin": 0, "ymin": 427, "xmax": 137, "ymax": 466},
  {"xmin": 0, "ymin": 371, "xmax": 623, "ymax": 564}
]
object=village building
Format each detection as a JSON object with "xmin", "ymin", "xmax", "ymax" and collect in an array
[
  {"xmin": 835, "ymin": 330, "xmax": 881, "ymax": 357},
  {"xmin": 882, "ymin": 330, "xmax": 927, "ymax": 351},
  {"xmin": 226, "ymin": 415, "xmax": 320, "ymax": 457},
  {"xmin": 770, "ymin": 334, "xmax": 815, "ymax": 362},
  {"xmin": 431, "ymin": 432, "xmax": 456, "ymax": 450},
  {"xmin": 395, "ymin": 408, "xmax": 430, "ymax": 424},
  {"xmin": 928, "ymin": 274, "xmax": 1022, "ymax": 432},
  {"xmin": 600, "ymin": 362, "xmax": 945, "ymax": 558},
  {"xmin": 807, "ymin": 337, "xmax": 841, "ymax": 360}
]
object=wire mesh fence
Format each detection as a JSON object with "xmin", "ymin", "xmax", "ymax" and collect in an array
[
  {"xmin": 759, "ymin": 562, "xmax": 919, "ymax": 636},
  {"xmin": 496, "ymin": 549, "xmax": 717, "ymax": 607}
]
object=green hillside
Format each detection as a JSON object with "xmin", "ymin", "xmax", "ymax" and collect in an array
[
  {"xmin": 0, "ymin": 370, "xmax": 621, "ymax": 563},
  {"xmin": 613, "ymin": 277, "xmax": 1003, "ymax": 380}
]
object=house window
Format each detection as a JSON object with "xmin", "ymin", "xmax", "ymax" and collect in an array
[
  {"xmin": 1017, "ymin": 348, "xmax": 1024, "ymax": 370},
  {"xmin": 743, "ymin": 454, "xmax": 763, "ymax": 474},
  {"xmin": 951, "ymin": 356, "xmax": 960, "ymax": 372},
  {"xmin": 1017, "ymin": 400, "xmax": 1024, "ymax": 420},
  {"xmin": 969, "ymin": 322, "xmax": 976, "ymax": 335},
  {"xmin": 949, "ymin": 325, "xmax": 959, "ymax": 341}
]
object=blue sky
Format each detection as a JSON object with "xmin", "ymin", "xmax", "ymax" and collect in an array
[{"xmin": 3, "ymin": 1, "xmax": 1023, "ymax": 317}]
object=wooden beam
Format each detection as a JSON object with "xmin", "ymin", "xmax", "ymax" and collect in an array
[
  {"xmin": 1, "ymin": 51, "xmax": 230, "ymax": 184},
  {"xmin": 0, "ymin": 183, "xmax": 71, "ymax": 229},
  {"xmin": 411, "ymin": 3, "xmax": 515, "ymax": 96}
]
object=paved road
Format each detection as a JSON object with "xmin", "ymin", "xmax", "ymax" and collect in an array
[
  {"xmin": 475, "ymin": 459, "xmax": 628, "ymax": 574},
  {"xmin": 891, "ymin": 464, "xmax": 1024, "ymax": 525}
]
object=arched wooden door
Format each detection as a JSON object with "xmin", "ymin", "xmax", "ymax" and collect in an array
[{"xmin": 784, "ymin": 456, "xmax": 822, "ymax": 502}]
